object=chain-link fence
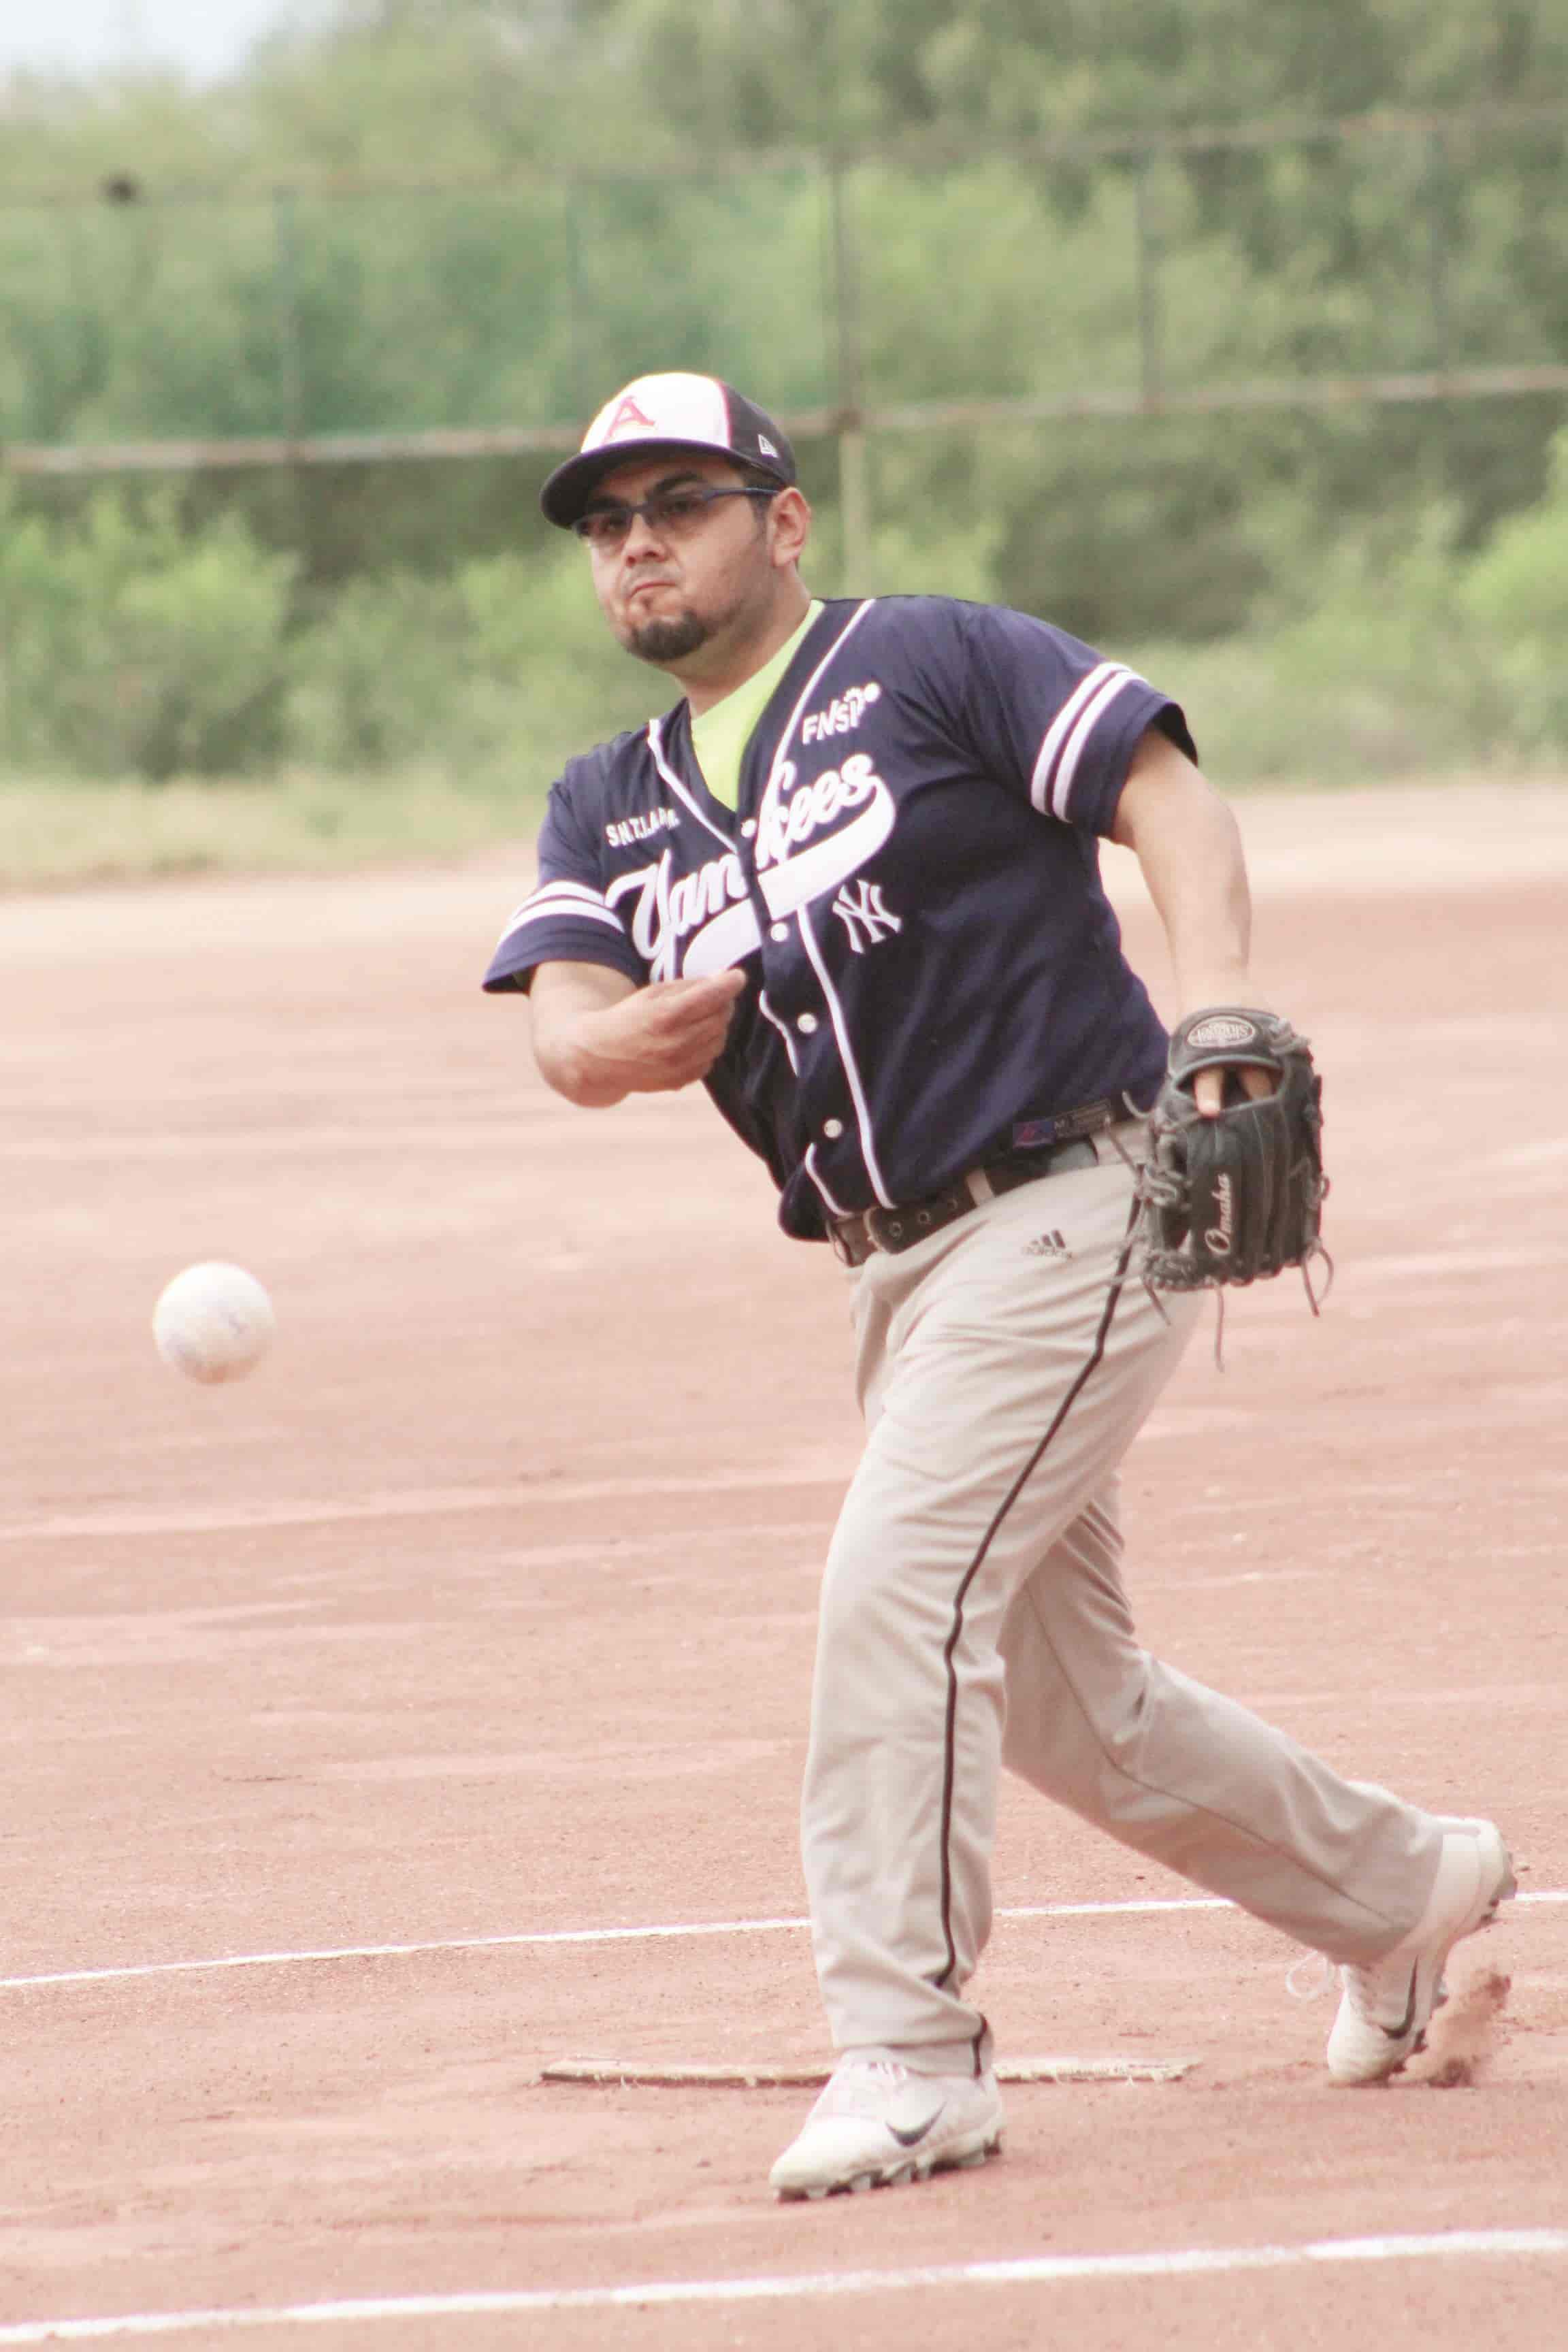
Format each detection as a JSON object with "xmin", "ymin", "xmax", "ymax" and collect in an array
[{"xmin": 4, "ymin": 103, "xmax": 1567, "ymax": 576}]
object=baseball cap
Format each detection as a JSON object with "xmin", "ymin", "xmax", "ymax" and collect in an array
[{"xmin": 540, "ymin": 372, "xmax": 798, "ymax": 528}]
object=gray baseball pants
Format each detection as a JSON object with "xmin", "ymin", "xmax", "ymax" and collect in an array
[{"xmin": 802, "ymin": 1122, "xmax": 1447, "ymax": 2072}]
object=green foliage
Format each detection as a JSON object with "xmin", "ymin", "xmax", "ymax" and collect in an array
[
  {"xmin": 282, "ymin": 568, "xmax": 477, "ymax": 770},
  {"xmin": 989, "ymin": 421, "xmax": 1273, "ymax": 643},
  {"xmin": 1143, "ymin": 515, "xmax": 1487, "ymax": 783},
  {"xmin": 283, "ymin": 540, "xmax": 655, "ymax": 772},
  {"xmin": 8, "ymin": 460, "xmax": 1568, "ymax": 794},
  {"xmin": 0, "ymin": 483, "xmax": 664, "ymax": 781},
  {"xmin": 3, "ymin": 2, "xmax": 1568, "ymax": 796},
  {"xmin": 1134, "ymin": 470, "xmax": 1568, "ymax": 785},
  {"xmin": 433, "ymin": 0, "xmax": 1568, "ymax": 154},
  {"xmin": 1460, "ymin": 429, "xmax": 1568, "ymax": 638},
  {"xmin": 0, "ymin": 489, "xmax": 296, "ymax": 778},
  {"xmin": 1456, "ymin": 427, "xmax": 1568, "ymax": 753},
  {"xmin": 0, "ymin": 766, "xmax": 554, "ymax": 887}
]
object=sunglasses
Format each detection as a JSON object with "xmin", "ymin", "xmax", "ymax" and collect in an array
[{"xmin": 572, "ymin": 484, "xmax": 778, "ymax": 549}]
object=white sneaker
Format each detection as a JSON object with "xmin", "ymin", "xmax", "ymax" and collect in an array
[
  {"xmin": 1326, "ymin": 1818, "xmax": 1515, "ymax": 2086},
  {"xmin": 769, "ymin": 2057, "xmax": 1004, "ymax": 2200}
]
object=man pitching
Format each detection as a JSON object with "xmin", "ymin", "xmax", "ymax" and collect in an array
[{"xmin": 483, "ymin": 372, "xmax": 1512, "ymax": 2200}]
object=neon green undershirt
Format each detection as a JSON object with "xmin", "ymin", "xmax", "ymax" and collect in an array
[{"xmin": 689, "ymin": 601, "xmax": 823, "ymax": 809}]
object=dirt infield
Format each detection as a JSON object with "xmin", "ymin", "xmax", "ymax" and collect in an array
[{"xmin": 2, "ymin": 783, "xmax": 1566, "ymax": 2347}]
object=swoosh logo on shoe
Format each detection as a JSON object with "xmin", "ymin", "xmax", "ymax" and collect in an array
[
  {"xmin": 1380, "ymin": 1963, "xmax": 1420, "ymax": 2041},
  {"xmin": 888, "ymin": 2102, "xmax": 946, "ymax": 2149}
]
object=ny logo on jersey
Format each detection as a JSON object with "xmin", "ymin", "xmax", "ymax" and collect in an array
[{"xmin": 831, "ymin": 879, "xmax": 902, "ymax": 955}]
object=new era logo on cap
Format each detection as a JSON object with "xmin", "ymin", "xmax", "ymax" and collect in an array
[{"xmin": 540, "ymin": 372, "xmax": 798, "ymax": 528}]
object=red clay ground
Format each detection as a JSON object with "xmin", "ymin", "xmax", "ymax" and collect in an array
[{"xmin": 2, "ymin": 783, "xmax": 1567, "ymax": 2349}]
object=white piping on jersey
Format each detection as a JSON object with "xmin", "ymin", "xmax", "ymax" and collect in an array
[
  {"xmin": 756, "ymin": 990, "xmax": 800, "ymax": 1073},
  {"xmin": 756, "ymin": 601, "xmax": 877, "ymax": 823},
  {"xmin": 760, "ymin": 996, "xmax": 857, "ymax": 1223},
  {"xmin": 751, "ymin": 600, "xmax": 890, "ymax": 1208},
  {"xmin": 798, "ymin": 900, "xmax": 895, "ymax": 1210},
  {"xmin": 645, "ymin": 604, "xmax": 878, "ymax": 855},
  {"xmin": 495, "ymin": 880, "xmax": 625, "ymax": 947},
  {"xmin": 642, "ymin": 601, "xmax": 890, "ymax": 1216},
  {"xmin": 803, "ymin": 1141, "xmax": 852, "ymax": 1218},
  {"xmin": 1030, "ymin": 660, "xmax": 1142, "ymax": 820},
  {"xmin": 643, "ymin": 604, "xmax": 878, "ymax": 872},
  {"xmin": 647, "ymin": 719, "xmax": 732, "ymax": 851}
]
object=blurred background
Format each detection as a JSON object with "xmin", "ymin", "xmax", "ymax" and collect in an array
[{"xmin": 3, "ymin": 1, "xmax": 1567, "ymax": 880}]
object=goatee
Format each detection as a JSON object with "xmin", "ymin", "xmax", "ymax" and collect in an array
[{"xmin": 624, "ymin": 610, "xmax": 710, "ymax": 666}]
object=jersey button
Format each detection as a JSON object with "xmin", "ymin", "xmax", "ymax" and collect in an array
[
  {"xmin": 797, "ymin": 1012, "xmax": 819, "ymax": 1034},
  {"xmin": 823, "ymin": 1117, "xmax": 845, "ymax": 1139},
  {"xmin": 770, "ymin": 922, "xmax": 789, "ymax": 941},
  {"xmin": 740, "ymin": 819, "xmax": 757, "ymax": 838}
]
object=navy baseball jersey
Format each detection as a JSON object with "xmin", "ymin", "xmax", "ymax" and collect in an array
[{"xmin": 483, "ymin": 595, "xmax": 1194, "ymax": 1241}]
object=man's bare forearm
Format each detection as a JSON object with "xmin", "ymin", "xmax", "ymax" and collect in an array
[
  {"xmin": 529, "ymin": 962, "xmax": 641, "ymax": 1106},
  {"xmin": 1110, "ymin": 728, "xmax": 1261, "ymax": 1015}
]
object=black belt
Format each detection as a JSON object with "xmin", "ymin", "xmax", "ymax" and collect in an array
[{"xmin": 830, "ymin": 1104, "xmax": 1124, "ymax": 1269}]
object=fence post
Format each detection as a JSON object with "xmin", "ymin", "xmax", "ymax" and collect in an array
[
  {"xmin": 1133, "ymin": 152, "xmax": 1164, "ymax": 408},
  {"xmin": 561, "ymin": 182, "xmax": 587, "ymax": 421},
  {"xmin": 272, "ymin": 186, "xmax": 306, "ymax": 442},
  {"xmin": 827, "ymin": 153, "xmax": 870, "ymax": 590},
  {"xmin": 1425, "ymin": 122, "xmax": 1450, "ymax": 376}
]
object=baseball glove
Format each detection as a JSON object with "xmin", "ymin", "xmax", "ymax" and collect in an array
[{"xmin": 1138, "ymin": 1007, "xmax": 1328, "ymax": 1294}]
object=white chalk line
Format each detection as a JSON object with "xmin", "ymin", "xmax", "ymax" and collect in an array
[
  {"xmin": 0, "ymin": 1464, "xmax": 853, "ymax": 1547},
  {"xmin": 0, "ymin": 1406, "xmax": 1258, "ymax": 1548},
  {"xmin": 2, "ymin": 2230, "xmax": 1567, "ymax": 2341},
  {"xmin": 4, "ymin": 1891, "xmax": 1561, "ymax": 1994}
]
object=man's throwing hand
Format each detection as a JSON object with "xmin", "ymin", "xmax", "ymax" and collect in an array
[{"xmin": 532, "ymin": 964, "xmax": 747, "ymax": 1107}]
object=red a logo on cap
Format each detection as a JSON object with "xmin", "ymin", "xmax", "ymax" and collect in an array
[{"xmin": 604, "ymin": 395, "xmax": 657, "ymax": 440}]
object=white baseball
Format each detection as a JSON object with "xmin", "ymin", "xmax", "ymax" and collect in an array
[{"xmin": 152, "ymin": 1262, "xmax": 276, "ymax": 1385}]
